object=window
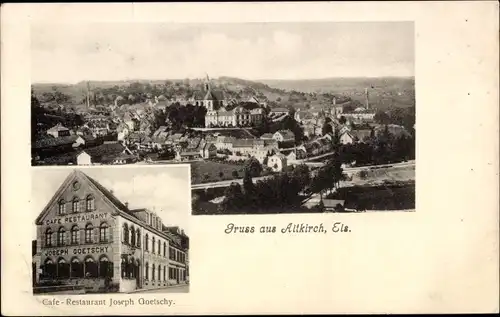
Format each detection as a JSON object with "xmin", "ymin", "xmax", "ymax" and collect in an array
[
  {"xmin": 45, "ymin": 228, "xmax": 53, "ymax": 247},
  {"xmin": 86, "ymin": 195, "xmax": 94, "ymax": 211},
  {"xmin": 163, "ymin": 265, "xmax": 166, "ymax": 281},
  {"xmin": 163, "ymin": 242, "xmax": 167, "ymax": 257},
  {"xmin": 130, "ymin": 227, "xmax": 136, "ymax": 246},
  {"xmin": 71, "ymin": 225, "xmax": 79, "ymax": 245},
  {"xmin": 85, "ymin": 224, "xmax": 93, "ymax": 243},
  {"xmin": 57, "ymin": 227, "xmax": 66, "ymax": 246},
  {"xmin": 58, "ymin": 258, "xmax": 70, "ymax": 279},
  {"xmin": 158, "ymin": 264, "xmax": 161, "ymax": 281},
  {"xmin": 44, "ymin": 259, "xmax": 56, "ymax": 279},
  {"xmin": 72, "ymin": 198, "xmax": 80, "ymax": 213},
  {"xmin": 158, "ymin": 240, "xmax": 161, "ymax": 255},
  {"xmin": 152, "ymin": 264, "xmax": 155, "ymax": 281},
  {"xmin": 145, "ymin": 262, "xmax": 149, "ymax": 279},
  {"xmin": 99, "ymin": 256, "xmax": 112, "ymax": 278},
  {"xmin": 123, "ymin": 223, "xmax": 129, "ymax": 244},
  {"xmin": 71, "ymin": 258, "xmax": 83, "ymax": 278},
  {"xmin": 84, "ymin": 257, "xmax": 97, "ymax": 278},
  {"xmin": 145, "ymin": 234, "xmax": 149, "ymax": 251},
  {"xmin": 58, "ymin": 200, "xmax": 66, "ymax": 215},
  {"xmin": 136, "ymin": 229, "xmax": 141, "ymax": 248},
  {"xmin": 99, "ymin": 223, "xmax": 108, "ymax": 243},
  {"xmin": 152, "ymin": 237, "xmax": 155, "ymax": 253}
]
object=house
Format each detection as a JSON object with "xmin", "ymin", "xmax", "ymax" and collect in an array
[
  {"xmin": 272, "ymin": 130, "xmax": 295, "ymax": 143},
  {"xmin": 269, "ymin": 108, "xmax": 289, "ymax": 116},
  {"xmin": 76, "ymin": 142, "xmax": 136, "ymax": 165},
  {"xmin": 267, "ymin": 153, "xmax": 287, "ymax": 172},
  {"xmin": 205, "ymin": 106, "xmax": 264, "ymax": 128},
  {"xmin": 199, "ymin": 143, "xmax": 217, "ymax": 159},
  {"xmin": 339, "ymin": 131, "xmax": 355, "ymax": 145},
  {"xmin": 322, "ymin": 199, "xmax": 346, "ymax": 212},
  {"xmin": 350, "ymin": 129, "xmax": 373, "ymax": 143},
  {"xmin": 214, "ymin": 136, "xmax": 235, "ymax": 151},
  {"xmin": 260, "ymin": 133, "xmax": 274, "ymax": 141},
  {"xmin": 46, "ymin": 123, "xmax": 71, "ymax": 138}
]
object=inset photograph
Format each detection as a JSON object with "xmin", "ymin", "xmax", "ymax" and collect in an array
[{"xmin": 32, "ymin": 166, "xmax": 190, "ymax": 294}]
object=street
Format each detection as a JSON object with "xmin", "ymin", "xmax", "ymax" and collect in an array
[{"xmin": 133, "ymin": 285, "xmax": 190, "ymax": 294}]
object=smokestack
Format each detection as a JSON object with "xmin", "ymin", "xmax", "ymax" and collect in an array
[
  {"xmin": 365, "ymin": 88, "xmax": 369, "ymax": 109},
  {"xmin": 86, "ymin": 81, "xmax": 91, "ymax": 108}
]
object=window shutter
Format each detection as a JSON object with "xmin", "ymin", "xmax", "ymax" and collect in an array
[
  {"xmin": 94, "ymin": 227, "xmax": 99, "ymax": 244},
  {"xmin": 65, "ymin": 230, "xmax": 70, "ymax": 245},
  {"xmin": 80, "ymin": 200, "xmax": 85, "ymax": 212},
  {"xmin": 109, "ymin": 226, "xmax": 113, "ymax": 243},
  {"xmin": 52, "ymin": 232, "xmax": 57, "ymax": 246}
]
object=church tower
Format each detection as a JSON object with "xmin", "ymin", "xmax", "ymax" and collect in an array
[{"xmin": 204, "ymin": 73, "xmax": 211, "ymax": 91}]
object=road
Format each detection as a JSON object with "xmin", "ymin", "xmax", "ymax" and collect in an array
[
  {"xmin": 133, "ymin": 285, "xmax": 190, "ymax": 294},
  {"xmin": 191, "ymin": 160, "xmax": 415, "ymax": 190}
]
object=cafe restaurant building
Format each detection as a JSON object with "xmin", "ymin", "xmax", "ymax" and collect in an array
[{"xmin": 33, "ymin": 169, "xmax": 189, "ymax": 293}]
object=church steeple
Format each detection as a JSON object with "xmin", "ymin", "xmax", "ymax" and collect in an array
[{"xmin": 204, "ymin": 73, "xmax": 211, "ymax": 91}]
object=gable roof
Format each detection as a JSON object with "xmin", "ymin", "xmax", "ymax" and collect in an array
[
  {"xmin": 275, "ymin": 130, "xmax": 295, "ymax": 140},
  {"xmin": 47, "ymin": 123, "xmax": 69, "ymax": 132},
  {"xmin": 33, "ymin": 135, "xmax": 79, "ymax": 149}
]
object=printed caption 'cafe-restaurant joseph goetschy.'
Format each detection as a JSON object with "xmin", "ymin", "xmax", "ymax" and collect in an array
[{"xmin": 33, "ymin": 170, "xmax": 189, "ymax": 292}]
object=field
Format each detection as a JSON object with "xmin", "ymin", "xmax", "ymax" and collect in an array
[{"xmin": 190, "ymin": 160, "xmax": 246, "ymax": 184}]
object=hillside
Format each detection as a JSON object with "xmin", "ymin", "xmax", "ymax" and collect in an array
[{"xmin": 32, "ymin": 76, "xmax": 415, "ymax": 111}]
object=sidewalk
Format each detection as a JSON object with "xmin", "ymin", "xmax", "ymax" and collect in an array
[{"xmin": 126, "ymin": 283, "xmax": 189, "ymax": 294}]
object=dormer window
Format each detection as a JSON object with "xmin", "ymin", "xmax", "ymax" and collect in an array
[{"xmin": 58, "ymin": 200, "xmax": 66, "ymax": 215}]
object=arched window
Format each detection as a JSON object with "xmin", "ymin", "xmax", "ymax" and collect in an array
[
  {"xmin": 85, "ymin": 224, "xmax": 93, "ymax": 243},
  {"xmin": 145, "ymin": 234, "xmax": 149, "ymax": 251},
  {"xmin": 99, "ymin": 256, "xmax": 111, "ymax": 278},
  {"xmin": 145, "ymin": 262, "xmax": 149, "ymax": 280},
  {"xmin": 152, "ymin": 264, "xmax": 156, "ymax": 281},
  {"xmin": 152, "ymin": 237, "xmax": 155, "ymax": 253},
  {"xmin": 84, "ymin": 257, "xmax": 97, "ymax": 278},
  {"xmin": 86, "ymin": 195, "xmax": 94, "ymax": 211},
  {"xmin": 99, "ymin": 223, "xmax": 108, "ymax": 243},
  {"xmin": 71, "ymin": 225, "xmax": 79, "ymax": 245},
  {"xmin": 71, "ymin": 258, "xmax": 83, "ymax": 278},
  {"xmin": 58, "ymin": 200, "xmax": 66, "ymax": 215},
  {"xmin": 45, "ymin": 228, "xmax": 53, "ymax": 247},
  {"xmin": 163, "ymin": 242, "xmax": 167, "ymax": 257},
  {"xmin": 57, "ymin": 227, "xmax": 66, "ymax": 246},
  {"xmin": 72, "ymin": 197, "xmax": 80, "ymax": 213},
  {"xmin": 123, "ymin": 223, "xmax": 129, "ymax": 244},
  {"xmin": 44, "ymin": 258, "xmax": 56, "ymax": 279},
  {"xmin": 130, "ymin": 226, "xmax": 136, "ymax": 246},
  {"xmin": 136, "ymin": 229, "xmax": 141, "ymax": 248},
  {"xmin": 58, "ymin": 258, "xmax": 70, "ymax": 279}
]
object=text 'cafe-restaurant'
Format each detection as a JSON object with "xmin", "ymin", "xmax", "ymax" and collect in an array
[{"xmin": 33, "ymin": 170, "xmax": 189, "ymax": 293}]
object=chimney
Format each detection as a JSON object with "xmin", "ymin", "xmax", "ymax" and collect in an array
[
  {"xmin": 125, "ymin": 202, "xmax": 129, "ymax": 209},
  {"xmin": 365, "ymin": 88, "xmax": 369, "ymax": 109},
  {"xmin": 110, "ymin": 190, "xmax": 114, "ymax": 195}
]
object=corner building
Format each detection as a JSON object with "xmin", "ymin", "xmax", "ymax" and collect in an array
[{"xmin": 34, "ymin": 170, "xmax": 189, "ymax": 293}]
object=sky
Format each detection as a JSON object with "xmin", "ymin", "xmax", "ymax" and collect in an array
[
  {"xmin": 31, "ymin": 166, "xmax": 191, "ymax": 239},
  {"xmin": 31, "ymin": 22, "xmax": 414, "ymax": 83}
]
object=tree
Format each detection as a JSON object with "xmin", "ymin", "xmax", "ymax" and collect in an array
[
  {"xmin": 244, "ymin": 158, "xmax": 262, "ymax": 177},
  {"xmin": 339, "ymin": 116, "xmax": 347, "ymax": 124},
  {"xmin": 374, "ymin": 110, "xmax": 391, "ymax": 124},
  {"xmin": 322, "ymin": 122, "xmax": 333, "ymax": 136}
]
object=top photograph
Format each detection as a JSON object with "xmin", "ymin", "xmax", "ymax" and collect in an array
[{"xmin": 31, "ymin": 22, "xmax": 415, "ymax": 215}]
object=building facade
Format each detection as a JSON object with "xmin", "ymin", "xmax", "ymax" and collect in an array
[{"xmin": 33, "ymin": 170, "xmax": 189, "ymax": 293}]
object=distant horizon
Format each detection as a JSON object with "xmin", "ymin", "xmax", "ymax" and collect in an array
[
  {"xmin": 32, "ymin": 22, "xmax": 414, "ymax": 83},
  {"xmin": 32, "ymin": 75, "xmax": 415, "ymax": 86}
]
